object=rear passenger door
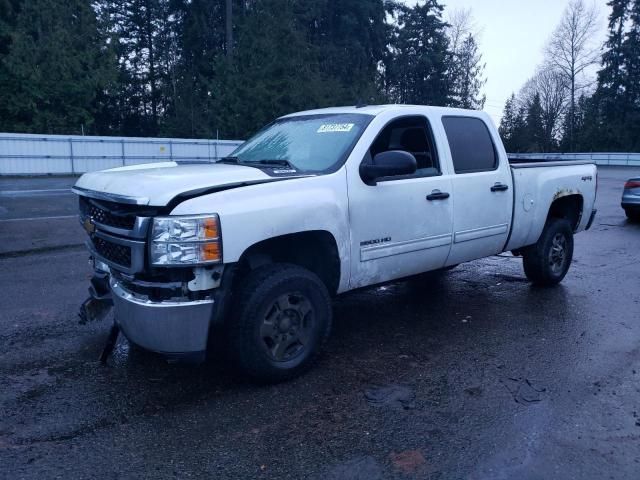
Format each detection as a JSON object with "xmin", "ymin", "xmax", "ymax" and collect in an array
[{"xmin": 442, "ymin": 116, "xmax": 513, "ymax": 265}]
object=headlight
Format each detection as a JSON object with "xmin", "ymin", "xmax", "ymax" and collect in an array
[{"xmin": 151, "ymin": 215, "xmax": 221, "ymax": 266}]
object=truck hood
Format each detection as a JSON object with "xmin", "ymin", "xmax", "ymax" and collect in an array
[{"xmin": 73, "ymin": 162, "xmax": 279, "ymax": 206}]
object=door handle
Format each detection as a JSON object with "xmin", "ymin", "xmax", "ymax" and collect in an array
[
  {"xmin": 491, "ymin": 183, "xmax": 509, "ymax": 192},
  {"xmin": 426, "ymin": 191, "xmax": 450, "ymax": 201}
]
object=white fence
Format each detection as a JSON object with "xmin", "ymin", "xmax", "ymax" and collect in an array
[
  {"xmin": 0, "ymin": 133, "xmax": 243, "ymax": 175},
  {"xmin": 2, "ymin": 133, "xmax": 639, "ymax": 175},
  {"xmin": 509, "ymin": 152, "xmax": 640, "ymax": 167}
]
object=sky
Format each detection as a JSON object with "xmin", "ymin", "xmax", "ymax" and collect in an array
[{"xmin": 403, "ymin": 0, "xmax": 611, "ymax": 124}]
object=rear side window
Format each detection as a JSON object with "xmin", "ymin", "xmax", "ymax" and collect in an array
[{"xmin": 442, "ymin": 117, "xmax": 497, "ymax": 173}]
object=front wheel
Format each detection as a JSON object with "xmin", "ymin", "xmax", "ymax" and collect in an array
[
  {"xmin": 228, "ymin": 263, "xmax": 332, "ymax": 383},
  {"xmin": 522, "ymin": 218, "xmax": 574, "ymax": 286}
]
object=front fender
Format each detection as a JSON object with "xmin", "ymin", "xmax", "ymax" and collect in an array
[{"xmin": 170, "ymin": 170, "xmax": 351, "ymax": 292}]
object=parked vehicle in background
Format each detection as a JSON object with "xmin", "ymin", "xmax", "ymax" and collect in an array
[
  {"xmin": 73, "ymin": 105, "xmax": 598, "ymax": 382},
  {"xmin": 622, "ymin": 177, "xmax": 640, "ymax": 222}
]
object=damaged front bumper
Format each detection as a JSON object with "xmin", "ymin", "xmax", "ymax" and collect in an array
[
  {"xmin": 81, "ymin": 265, "xmax": 226, "ymax": 363},
  {"xmin": 79, "ymin": 271, "xmax": 113, "ymax": 325},
  {"xmin": 110, "ymin": 277, "xmax": 214, "ymax": 359}
]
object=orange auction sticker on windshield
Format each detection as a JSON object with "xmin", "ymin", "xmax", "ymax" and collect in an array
[{"xmin": 317, "ymin": 123, "xmax": 355, "ymax": 133}]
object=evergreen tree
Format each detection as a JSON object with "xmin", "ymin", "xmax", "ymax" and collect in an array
[
  {"xmin": 598, "ymin": 0, "xmax": 630, "ymax": 98},
  {"xmin": 563, "ymin": 93, "xmax": 592, "ymax": 151},
  {"xmin": 579, "ymin": 0, "xmax": 633, "ymax": 151},
  {"xmin": 621, "ymin": 0, "xmax": 640, "ymax": 149},
  {"xmin": 512, "ymin": 105, "xmax": 529, "ymax": 152},
  {"xmin": 0, "ymin": 0, "xmax": 484, "ymax": 138},
  {"xmin": 386, "ymin": 0, "xmax": 450, "ymax": 105},
  {"xmin": 209, "ymin": 0, "xmax": 340, "ymax": 139},
  {"xmin": 162, "ymin": 0, "xmax": 227, "ymax": 137},
  {"xmin": 311, "ymin": 0, "xmax": 388, "ymax": 104},
  {"xmin": 166, "ymin": 0, "xmax": 389, "ymax": 138},
  {"xmin": 0, "ymin": 0, "xmax": 114, "ymax": 134},
  {"xmin": 0, "ymin": 0, "xmax": 19, "ymax": 56},
  {"xmin": 499, "ymin": 94, "xmax": 518, "ymax": 151},
  {"xmin": 524, "ymin": 93, "xmax": 545, "ymax": 152},
  {"xmin": 95, "ymin": 0, "xmax": 182, "ymax": 136},
  {"xmin": 449, "ymin": 34, "xmax": 486, "ymax": 109},
  {"xmin": 500, "ymin": 93, "xmax": 539, "ymax": 153}
]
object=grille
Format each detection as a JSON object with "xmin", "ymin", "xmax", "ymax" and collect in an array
[
  {"xmin": 93, "ymin": 237, "xmax": 132, "ymax": 268},
  {"xmin": 80, "ymin": 197, "xmax": 136, "ymax": 230}
]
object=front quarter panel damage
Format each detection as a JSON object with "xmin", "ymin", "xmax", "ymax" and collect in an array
[{"xmin": 170, "ymin": 171, "xmax": 352, "ymax": 293}]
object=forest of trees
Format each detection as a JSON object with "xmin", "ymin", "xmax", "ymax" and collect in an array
[
  {"xmin": 0, "ymin": 0, "xmax": 485, "ymax": 139},
  {"xmin": 3, "ymin": 0, "xmax": 639, "ymax": 153},
  {"xmin": 500, "ymin": 0, "xmax": 640, "ymax": 153}
]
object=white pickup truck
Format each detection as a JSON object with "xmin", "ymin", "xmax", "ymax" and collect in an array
[{"xmin": 73, "ymin": 105, "xmax": 597, "ymax": 382}]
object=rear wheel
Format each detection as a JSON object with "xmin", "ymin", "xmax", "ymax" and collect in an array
[
  {"xmin": 522, "ymin": 218, "xmax": 574, "ymax": 286},
  {"xmin": 228, "ymin": 263, "xmax": 332, "ymax": 383}
]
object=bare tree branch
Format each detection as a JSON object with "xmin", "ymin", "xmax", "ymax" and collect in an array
[
  {"xmin": 545, "ymin": 0, "xmax": 601, "ymax": 149},
  {"xmin": 518, "ymin": 65, "xmax": 569, "ymax": 149},
  {"xmin": 446, "ymin": 8, "xmax": 475, "ymax": 54}
]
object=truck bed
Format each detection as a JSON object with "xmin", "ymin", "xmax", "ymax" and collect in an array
[
  {"xmin": 505, "ymin": 160, "xmax": 598, "ymax": 252},
  {"xmin": 508, "ymin": 157, "xmax": 596, "ymax": 168}
]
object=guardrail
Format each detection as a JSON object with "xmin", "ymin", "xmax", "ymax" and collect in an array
[
  {"xmin": 0, "ymin": 133, "xmax": 243, "ymax": 175},
  {"xmin": 509, "ymin": 152, "xmax": 640, "ymax": 167}
]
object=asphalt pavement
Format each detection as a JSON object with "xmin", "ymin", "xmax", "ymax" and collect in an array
[
  {"xmin": 1, "ymin": 168, "xmax": 639, "ymax": 479},
  {"xmin": 0, "ymin": 176, "xmax": 82, "ymax": 255}
]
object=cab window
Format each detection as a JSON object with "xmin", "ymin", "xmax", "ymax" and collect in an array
[
  {"xmin": 442, "ymin": 116, "xmax": 497, "ymax": 173},
  {"xmin": 367, "ymin": 116, "xmax": 440, "ymax": 180}
]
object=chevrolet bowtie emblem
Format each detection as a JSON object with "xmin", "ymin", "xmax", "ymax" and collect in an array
[{"xmin": 83, "ymin": 217, "xmax": 96, "ymax": 234}]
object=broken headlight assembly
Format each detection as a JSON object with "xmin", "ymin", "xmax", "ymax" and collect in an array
[{"xmin": 150, "ymin": 214, "xmax": 222, "ymax": 266}]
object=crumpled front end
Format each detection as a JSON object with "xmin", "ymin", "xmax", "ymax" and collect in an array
[
  {"xmin": 75, "ymin": 190, "xmax": 228, "ymax": 361},
  {"xmin": 110, "ymin": 277, "xmax": 214, "ymax": 358}
]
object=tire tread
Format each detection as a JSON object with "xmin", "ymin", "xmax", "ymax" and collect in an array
[
  {"xmin": 522, "ymin": 218, "xmax": 574, "ymax": 286},
  {"xmin": 228, "ymin": 263, "xmax": 332, "ymax": 383}
]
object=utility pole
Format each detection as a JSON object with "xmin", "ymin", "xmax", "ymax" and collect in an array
[{"xmin": 226, "ymin": 0, "xmax": 233, "ymax": 59}]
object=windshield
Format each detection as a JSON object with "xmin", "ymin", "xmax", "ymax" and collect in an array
[{"xmin": 229, "ymin": 113, "xmax": 373, "ymax": 173}]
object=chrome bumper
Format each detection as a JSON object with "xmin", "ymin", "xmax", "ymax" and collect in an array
[{"xmin": 110, "ymin": 278, "xmax": 215, "ymax": 355}]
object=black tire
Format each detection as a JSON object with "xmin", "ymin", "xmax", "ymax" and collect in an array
[
  {"xmin": 522, "ymin": 218, "xmax": 574, "ymax": 286},
  {"xmin": 625, "ymin": 208, "xmax": 640, "ymax": 222},
  {"xmin": 228, "ymin": 263, "xmax": 332, "ymax": 383}
]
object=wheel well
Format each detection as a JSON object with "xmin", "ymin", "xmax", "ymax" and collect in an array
[
  {"xmin": 547, "ymin": 194, "xmax": 583, "ymax": 231},
  {"xmin": 235, "ymin": 231, "xmax": 341, "ymax": 295}
]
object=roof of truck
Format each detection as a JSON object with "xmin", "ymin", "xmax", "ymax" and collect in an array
[{"xmin": 281, "ymin": 104, "xmax": 491, "ymax": 121}]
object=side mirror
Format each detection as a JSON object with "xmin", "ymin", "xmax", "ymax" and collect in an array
[{"xmin": 360, "ymin": 150, "xmax": 417, "ymax": 185}]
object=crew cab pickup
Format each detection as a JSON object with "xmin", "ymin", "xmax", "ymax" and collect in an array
[{"xmin": 73, "ymin": 105, "xmax": 597, "ymax": 382}]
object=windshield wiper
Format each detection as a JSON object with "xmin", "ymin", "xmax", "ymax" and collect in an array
[
  {"xmin": 218, "ymin": 156, "xmax": 239, "ymax": 164},
  {"xmin": 244, "ymin": 159, "xmax": 295, "ymax": 168},
  {"xmin": 219, "ymin": 157, "xmax": 297, "ymax": 170}
]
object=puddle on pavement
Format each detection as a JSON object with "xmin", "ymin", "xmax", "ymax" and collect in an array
[{"xmin": 364, "ymin": 384, "xmax": 415, "ymax": 410}]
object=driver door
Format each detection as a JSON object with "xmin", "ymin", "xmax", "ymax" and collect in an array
[{"xmin": 347, "ymin": 115, "xmax": 454, "ymax": 289}]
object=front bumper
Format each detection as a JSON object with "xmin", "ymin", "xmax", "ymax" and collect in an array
[{"xmin": 110, "ymin": 277, "xmax": 215, "ymax": 356}]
